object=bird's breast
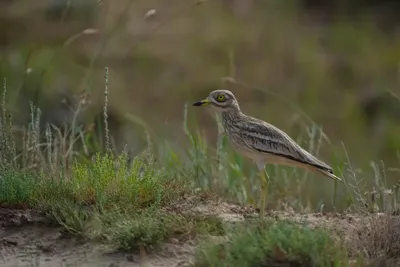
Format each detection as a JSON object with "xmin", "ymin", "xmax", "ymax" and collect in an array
[{"xmin": 224, "ymin": 130, "xmax": 259, "ymax": 160}]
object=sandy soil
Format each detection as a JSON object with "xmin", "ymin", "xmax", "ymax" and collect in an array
[{"xmin": 1, "ymin": 197, "xmax": 399, "ymax": 267}]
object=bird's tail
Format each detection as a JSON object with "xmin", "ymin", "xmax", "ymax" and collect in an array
[{"xmin": 316, "ymin": 168, "xmax": 343, "ymax": 183}]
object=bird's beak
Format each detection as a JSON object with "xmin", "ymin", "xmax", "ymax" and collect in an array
[{"xmin": 192, "ymin": 98, "xmax": 211, "ymax": 106}]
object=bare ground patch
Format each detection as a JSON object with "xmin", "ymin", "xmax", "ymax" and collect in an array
[
  {"xmin": 1, "ymin": 196, "xmax": 399, "ymax": 267},
  {"xmin": 0, "ymin": 207, "xmax": 197, "ymax": 267}
]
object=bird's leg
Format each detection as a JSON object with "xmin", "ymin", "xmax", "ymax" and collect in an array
[
  {"xmin": 259, "ymin": 168, "xmax": 269, "ymax": 218},
  {"xmin": 243, "ymin": 176, "xmax": 255, "ymax": 206},
  {"xmin": 257, "ymin": 162, "xmax": 269, "ymax": 218}
]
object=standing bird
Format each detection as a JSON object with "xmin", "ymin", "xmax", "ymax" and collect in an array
[{"xmin": 193, "ymin": 89, "xmax": 343, "ymax": 218}]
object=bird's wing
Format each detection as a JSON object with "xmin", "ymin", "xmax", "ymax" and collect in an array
[{"xmin": 236, "ymin": 117, "xmax": 333, "ymax": 172}]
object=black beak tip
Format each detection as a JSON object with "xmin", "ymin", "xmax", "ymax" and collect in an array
[{"xmin": 192, "ymin": 101, "xmax": 202, "ymax": 106}]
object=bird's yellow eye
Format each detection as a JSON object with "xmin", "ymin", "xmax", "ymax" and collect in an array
[{"xmin": 216, "ymin": 94, "xmax": 225, "ymax": 102}]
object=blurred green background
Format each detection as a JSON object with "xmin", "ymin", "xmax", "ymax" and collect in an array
[{"xmin": 1, "ymin": 0, "xmax": 400, "ymax": 196}]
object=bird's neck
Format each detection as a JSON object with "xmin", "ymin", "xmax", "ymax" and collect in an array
[{"xmin": 221, "ymin": 106, "xmax": 243, "ymax": 127}]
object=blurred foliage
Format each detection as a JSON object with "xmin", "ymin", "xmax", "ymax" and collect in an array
[{"xmin": 1, "ymin": 0, "xmax": 400, "ymax": 187}]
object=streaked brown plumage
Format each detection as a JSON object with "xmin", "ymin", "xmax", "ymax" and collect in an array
[{"xmin": 193, "ymin": 89, "xmax": 343, "ymax": 217}]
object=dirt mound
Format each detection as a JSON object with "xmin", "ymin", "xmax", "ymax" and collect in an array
[
  {"xmin": 1, "ymin": 198, "xmax": 399, "ymax": 267},
  {"xmin": 164, "ymin": 193, "xmax": 255, "ymax": 222},
  {"xmin": 0, "ymin": 197, "xmax": 251, "ymax": 267}
]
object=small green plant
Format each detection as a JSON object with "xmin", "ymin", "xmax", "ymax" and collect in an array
[
  {"xmin": 29, "ymin": 151, "xmax": 188, "ymax": 235},
  {"xmin": 68, "ymin": 152, "xmax": 167, "ymax": 208},
  {"xmin": 106, "ymin": 212, "xmax": 169, "ymax": 251},
  {"xmin": 195, "ymin": 219, "xmax": 348, "ymax": 267},
  {"xmin": 102, "ymin": 210, "xmax": 225, "ymax": 252},
  {"xmin": 0, "ymin": 170, "xmax": 38, "ymax": 207}
]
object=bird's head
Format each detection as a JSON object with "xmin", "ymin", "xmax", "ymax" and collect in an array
[{"xmin": 192, "ymin": 89, "xmax": 240, "ymax": 111}]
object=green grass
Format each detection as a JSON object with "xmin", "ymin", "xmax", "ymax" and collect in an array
[{"xmin": 195, "ymin": 220, "xmax": 349, "ymax": 267}]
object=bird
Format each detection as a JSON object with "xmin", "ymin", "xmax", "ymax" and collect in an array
[{"xmin": 192, "ymin": 89, "xmax": 343, "ymax": 218}]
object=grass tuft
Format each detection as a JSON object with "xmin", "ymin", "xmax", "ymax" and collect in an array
[
  {"xmin": 106, "ymin": 212, "xmax": 169, "ymax": 251},
  {"xmin": 195, "ymin": 219, "xmax": 348, "ymax": 267},
  {"xmin": 0, "ymin": 170, "xmax": 38, "ymax": 207},
  {"xmin": 103, "ymin": 211, "xmax": 225, "ymax": 252},
  {"xmin": 28, "ymin": 151, "xmax": 188, "ymax": 236}
]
